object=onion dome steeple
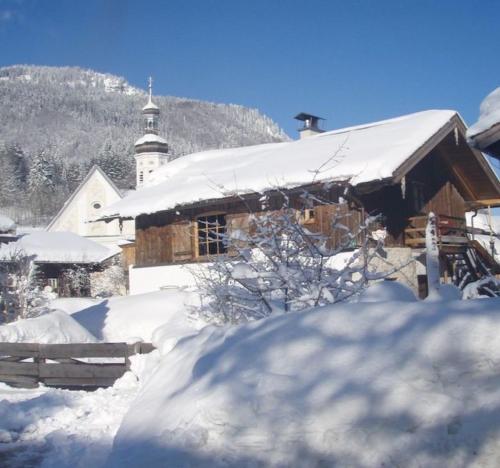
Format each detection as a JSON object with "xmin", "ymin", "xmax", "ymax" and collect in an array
[
  {"xmin": 134, "ymin": 77, "xmax": 170, "ymax": 189},
  {"xmin": 142, "ymin": 76, "xmax": 160, "ymax": 134}
]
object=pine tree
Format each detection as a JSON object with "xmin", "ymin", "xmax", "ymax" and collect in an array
[{"xmin": 28, "ymin": 149, "xmax": 58, "ymax": 217}]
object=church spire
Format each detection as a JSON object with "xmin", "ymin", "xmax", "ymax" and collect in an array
[
  {"xmin": 148, "ymin": 76, "xmax": 153, "ymax": 103},
  {"xmin": 135, "ymin": 76, "xmax": 169, "ymax": 189},
  {"xmin": 141, "ymin": 76, "xmax": 160, "ymax": 134}
]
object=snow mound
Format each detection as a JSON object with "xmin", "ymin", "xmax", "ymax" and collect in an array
[
  {"xmin": 50, "ymin": 297, "xmax": 101, "ymax": 315},
  {"xmin": 358, "ymin": 280, "xmax": 417, "ymax": 303},
  {"xmin": 70, "ymin": 289, "xmax": 203, "ymax": 343},
  {"xmin": 426, "ymin": 283, "xmax": 462, "ymax": 302},
  {"xmin": 0, "ymin": 310, "xmax": 97, "ymax": 344},
  {"xmin": 108, "ymin": 297, "xmax": 500, "ymax": 467}
]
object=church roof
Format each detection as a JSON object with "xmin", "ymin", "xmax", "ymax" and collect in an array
[
  {"xmin": 135, "ymin": 133, "xmax": 168, "ymax": 146},
  {"xmin": 142, "ymin": 95, "xmax": 159, "ymax": 112}
]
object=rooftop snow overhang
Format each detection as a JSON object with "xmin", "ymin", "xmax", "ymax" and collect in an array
[{"xmin": 467, "ymin": 122, "xmax": 500, "ymax": 160}]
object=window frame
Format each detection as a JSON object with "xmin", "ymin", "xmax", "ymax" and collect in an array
[{"xmin": 195, "ymin": 212, "xmax": 227, "ymax": 258}]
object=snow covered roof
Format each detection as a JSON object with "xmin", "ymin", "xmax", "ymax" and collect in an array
[
  {"xmin": 134, "ymin": 134, "xmax": 168, "ymax": 146},
  {"xmin": 467, "ymin": 88, "xmax": 500, "ymax": 158},
  {"xmin": 0, "ymin": 231, "xmax": 120, "ymax": 264},
  {"xmin": 142, "ymin": 98, "xmax": 159, "ymax": 112},
  {"xmin": 0, "ymin": 213, "xmax": 16, "ymax": 233},
  {"xmin": 102, "ymin": 110, "xmax": 478, "ymax": 219}
]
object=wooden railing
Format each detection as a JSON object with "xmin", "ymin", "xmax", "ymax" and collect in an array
[
  {"xmin": 0, "ymin": 342, "xmax": 155, "ymax": 389},
  {"xmin": 404, "ymin": 215, "xmax": 469, "ymax": 248}
]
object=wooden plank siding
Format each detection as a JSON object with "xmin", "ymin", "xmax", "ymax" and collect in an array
[{"xmin": 121, "ymin": 243, "xmax": 136, "ymax": 269}]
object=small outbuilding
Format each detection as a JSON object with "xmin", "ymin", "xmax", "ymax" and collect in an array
[{"xmin": 0, "ymin": 231, "xmax": 121, "ymax": 297}]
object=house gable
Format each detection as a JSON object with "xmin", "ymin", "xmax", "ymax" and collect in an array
[
  {"xmin": 47, "ymin": 165, "xmax": 125, "ymax": 237},
  {"xmin": 390, "ymin": 115, "xmax": 500, "ymax": 207}
]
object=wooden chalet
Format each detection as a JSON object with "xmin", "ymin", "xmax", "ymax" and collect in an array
[{"xmin": 101, "ymin": 110, "xmax": 500, "ymax": 297}]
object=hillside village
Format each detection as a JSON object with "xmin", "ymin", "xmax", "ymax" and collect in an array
[{"xmin": 1, "ymin": 74, "xmax": 500, "ymax": 467}]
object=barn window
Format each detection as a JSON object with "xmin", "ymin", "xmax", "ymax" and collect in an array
[
  {"xmin": 197, "ymin": 214, "xmax": 227, "ymax": 256},
  {"xmin": 47, "ymin": 278, "xmax": 59, "ymax": 291},
  {"xmin": 299, "ymin": 208, "xmax": 316, "ymax": 224},
  {"xmin": 412, "ymin": 182, "xmax": 426, "ymax": 212}
]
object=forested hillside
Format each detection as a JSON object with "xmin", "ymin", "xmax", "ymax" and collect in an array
[{"xmin": 0, "ymin": 65, "xmax": 289, "ymax": 225}]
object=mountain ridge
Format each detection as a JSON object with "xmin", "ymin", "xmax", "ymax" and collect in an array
[{"xmin": 0, "ymin": 65, "xmax": 289, "ymax": 224}]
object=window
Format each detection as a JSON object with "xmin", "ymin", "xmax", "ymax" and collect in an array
[
  {"xmin": 92, "ymin": 201, "xmax": 102, "ymax": 210},
  {"xmin": 139, "ymin": 171, "xmax": 144, "ymax": 183},
  {"xmin": 412, "ymin": 182, "xmax": 426, "ymax": 212},
  {"xmin": 47, "ymin": 278, "xmax": 59, "ymax": 291},
  {"xmin": 197, "ymin": 214, "xmax": 227, "ymax": 256},
  {"xmin": 299, "ymin": 208, "xmax": 316, "ymax": 224}
]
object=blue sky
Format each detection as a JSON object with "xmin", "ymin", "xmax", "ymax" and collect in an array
[{"xmin": 1, "ymin": 0, "xmax": 499, "ymax": 137}]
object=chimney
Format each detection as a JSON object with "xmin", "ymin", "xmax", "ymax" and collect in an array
[{"xmin": 294, "ymin": 112, "xmax": 325, "ymax": 139}]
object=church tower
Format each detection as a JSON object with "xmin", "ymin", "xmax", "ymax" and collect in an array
[{"xmin": 134, "ymin": 77, "xmax": 169, "ymax": 189}]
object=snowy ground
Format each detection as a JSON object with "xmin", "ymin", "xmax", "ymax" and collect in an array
[
  {"xmin": 0, "ymin": 376, "xmax": 138, "ymax": 468},
  {"xmin": 108, "ymin": 293, "xmax": 500, "ymax": 468},
  {"xmin": 0, "ymin": 289, "xmax": 195, "ymax": 468},
  {"xmin": 2, "ymin": 285, "xmax": 500, "ymax": 467}
]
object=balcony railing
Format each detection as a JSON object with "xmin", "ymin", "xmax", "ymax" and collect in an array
[{"xmin": 404, "ymin": 215, "xmax": 469, "ymax": 248}]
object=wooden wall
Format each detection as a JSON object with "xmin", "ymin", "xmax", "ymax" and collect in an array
[
  {"xmin": 121, "ymin": 243, "xmax": 136, "ymax": 269},
  {"xmin": 359, "ymin": 149, "xmax": 467, "ymax": 247}
]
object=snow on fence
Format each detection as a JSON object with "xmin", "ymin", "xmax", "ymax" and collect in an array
[{"xmin": 0, "ymin": 342, "xmax": 155, "ymax": 389}]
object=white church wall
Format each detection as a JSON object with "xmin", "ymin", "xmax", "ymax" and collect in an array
[{"xmin": 48, "ymin": 168, "xmax": 135, "ymax": 246}]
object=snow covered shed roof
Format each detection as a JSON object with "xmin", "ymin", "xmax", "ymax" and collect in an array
[
  {"xmin": 101, "ymin": 109, "xmax": 500, "ymax": 219},
  {"xmin": 467, "ymin": 87, "xmax": 500, "ymax": 159},
  {"xmin": 0, "ymin": 231, "xmax": 119, "ymax": 264}
]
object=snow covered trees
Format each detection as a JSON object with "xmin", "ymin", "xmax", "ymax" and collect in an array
[
  {"xmin": 0, "ymin": 65, "xmax": 289, "ymax": 225},
  {"xmin": 195, "ymin": 188, "xmax": 396, "ymax": 324},
  {"xmin": 0, "ymin": 251, "xmax": 52, "ymax": 323}
]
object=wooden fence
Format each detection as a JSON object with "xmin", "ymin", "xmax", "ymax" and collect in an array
[{"xmin": 0, "ymin": 342, "xmax": 155, "ymax": 389}]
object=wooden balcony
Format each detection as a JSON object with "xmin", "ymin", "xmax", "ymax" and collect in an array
[{"xmin": 404, "ymin": 215, "xmax": 469, "ymax": 250}]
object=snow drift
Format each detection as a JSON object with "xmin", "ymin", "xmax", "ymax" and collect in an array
[
  {"xmin": 68, "ymin": 289, "xmax": 203, "ymax": 343},
  {"xmin": 108, "ymin": 296, "xmax": 500, "ymax": 468},
  {"xmin": 0, "ymin": 310, "xmax": 97, "ymax": 344}
]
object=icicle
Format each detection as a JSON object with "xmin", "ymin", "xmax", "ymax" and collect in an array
[
  {"xmin": 454, "ymin": 127, "xmax": 459, "ymax": 146},
  {"xmin": 400, "ymin": 176, "xmax": 406, "ymax": 199}
]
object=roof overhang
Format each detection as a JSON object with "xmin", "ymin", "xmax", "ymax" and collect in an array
[
  {"xmin": 392, "ymin": 114, "xmax": 500, "ymax": 205},
  {"xmin": 468, "ymin": 122, "xmax": 500, "ymax": 159}
]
